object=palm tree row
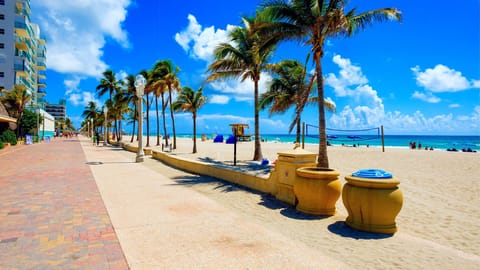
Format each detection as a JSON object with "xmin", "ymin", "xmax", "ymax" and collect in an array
[
  {"xmin": 81, "ymin": 0, "xmax": 401, "ymax": 165},
  {"xmin": 83, "ymin": 59, "xmax": 205, "ymax": 152},
  {"xmin": 207, "ymin": 0, "xmax": 401, "ymax": 165}
]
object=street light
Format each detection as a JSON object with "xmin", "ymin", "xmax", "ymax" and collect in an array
[
  {"xmin": 103, "ymin": 106, "xmax": 108, "ymax": 146},
  {"xmin": 134, "ymin": 74, "xmax": 146, "ymax": 162},
  {"xmin": 91, "ymin": 118, "xmax": 93, "ymax": 138}
]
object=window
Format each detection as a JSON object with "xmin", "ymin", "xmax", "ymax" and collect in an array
[
  {"xmin": 0, "ymin": 43, "xmax": 3, "ymax": 49},
  {"xmin": 0, "ymin": 29, "xmax": 4, "ymax": 35},
  {"xmin": 0, "ymin": 0, "xmax": 4, "ymax": 6},
  {"xmin": 0, "ymin": 72, "xmax": 4, "ymax": 78},
  {"xmin": 0, "ymin": 14, "xmax": 4, "ymax": 20}
]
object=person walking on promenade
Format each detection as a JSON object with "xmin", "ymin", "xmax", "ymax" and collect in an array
[{"xmin": 95, "ymin": 131, "xmax": 100, "ymax": 146}]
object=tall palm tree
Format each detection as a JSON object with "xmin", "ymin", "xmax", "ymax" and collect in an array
[
  {"xmin": 81, "ymin": 101, "xmax": 100, "ymax": 132},
  {"xmin": 156, "ymin": 60, "xmax": 181, "ymax": 149},
  {"xmin": 0, "ymin": 86, "xmax": 32, "ymax": 137},
  {"xmin": 96, "ymin": 70, "xmax": 122, "ymax": 102},
  {"xmin": 172, "ymin": 86, "xmax": 207, "ymax": 153},
  {"xmin": 138, "ymin": 69, "xmax": 152, "ymax": 147},
  {"xmin": 124, "ymin": 74, "xmax": 138, "ymax": 142},
  {"xmin": 150, "ymin": 60, "xmax": 170, "ymax": 146},
  {"xmin": 260, "ymin": 59, "xmax": 335, "ymax": 143},
  {"xmin": 263, "ymin": 0, "xmax": 401, "ymax": 167},
  {"xmin": 96, "ymin": 70, "xmax": 123, "ymax": 141},
  {"xmin": 207, "ymin": 12, "xmax": 280, "ymax": 161}
]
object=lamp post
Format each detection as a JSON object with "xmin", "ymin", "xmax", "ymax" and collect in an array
[
  {"xmin": 103, "ymin": 106, "xmax": 108, "ymax": 146},
  {"xmin": 91, "ymin": 118, "xmax": 93, "ymax": 138},
  {"xmin": 134, "ymin": 74, "xmax": 146, "ymax": 162}
]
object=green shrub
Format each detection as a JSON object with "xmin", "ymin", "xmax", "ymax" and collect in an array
[
  {"xmin": 0, "ymin": 130, "xmax": 17, "ymax": 145},
  {"xmin": 0, "ymin": 141, "xmax": 3, "ymax": 149}
]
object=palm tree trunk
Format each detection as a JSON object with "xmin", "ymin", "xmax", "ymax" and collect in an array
[
  {"xmin": 253, "ymin": 79, "xmax": 263, "ymax": 161},
  {"xmin": 192, "ymin": 113, "xmax": 197, "ymax": 153},
  {"xmin": 161, "ymin": 93, "xmax": 169, "ymax": 147},
  {"xmin": 146, "ymin": 95, "xmax": 150, "ymax": 147},
  {"xmin": 155, "ymin": 95, "xmax": 160, "ymax": 146},
  {"xmin": 315, "ymin": 50, "xmax": 329, "ymax": 168},
  {"xmin": 131, "ymin": 101, "xmax": 136, "ymax": 143},
  {"xmin": 168, "ymin": 86, "xmax": 177, "ymax": 149},
  {"xmin": 296, "ymin": 117, "xmax": 301, "ymax": 143}
]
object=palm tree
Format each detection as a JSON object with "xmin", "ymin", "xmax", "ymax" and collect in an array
[
  {"xmin": 156, "ymin": 60, "xmax": 181, "ymax": 149},
  {"xmin": 262, "ymin": 0, "xmax": 401, "ymax": 168},
  {"xmin": 81, "ymin": 101, "xmax": 100, "ymax": 132},
  {"xmin": 150, "ymin": 60, "xmax": 170, "ymax": 146},
  {"xmin": 96, "ymin": 70, "xmax": 123, "ymax": 141},
  {"xmin": 207, "ymin": 12, "xmax": 280, "ymax": 161},
  {"xmin": 260, "ymin": 59, "xmax": 335, "ymax": 143},
  {"xmin": 172, "ymin": 86, "xmax": 207, "ymax": 153},
  {"xmin": 124, "ymin": 75, "xmax": 138, "ymax": 142},
  {"xmin": 96, "ymin": 70, "xmax": 122, "ymax": 102},
  {"xmin": 138, "ymin": 69, "xmax": 152, "ymax": 147},
  {"xmin": 0, "ymin": 86, "xmax": 32, "ymax": 137}
]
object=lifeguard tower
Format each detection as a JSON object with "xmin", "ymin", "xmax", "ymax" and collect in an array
[{"xmin": 229, "ymin": 123, "xmax": 251, "ymax": 141}]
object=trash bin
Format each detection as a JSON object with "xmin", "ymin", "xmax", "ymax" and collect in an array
[
  {"xmin": 342, "ymin": 169, "xmax": 403, "ymax": 234},
  {"xmin": 26, "ymin": 135, "xmax": 33, "ymax": 145}
]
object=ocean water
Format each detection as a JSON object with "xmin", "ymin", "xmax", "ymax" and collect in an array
[{"xmin": 175, "ymin": 133, "xmax": 480, "ymax": 151}]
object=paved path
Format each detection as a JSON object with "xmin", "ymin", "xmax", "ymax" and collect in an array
[{"xmin": 0, "ymin": 138, "xmax": 128, "ymax": 269}]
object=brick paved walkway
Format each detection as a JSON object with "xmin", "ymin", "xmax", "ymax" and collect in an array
[{"xmin": 0, "ymin": 138, "xmax": 128, "ymax": 269}]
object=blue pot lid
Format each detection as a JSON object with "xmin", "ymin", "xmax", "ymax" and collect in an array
[{"xmin": 352, "ymin": 169, "xmax": 393, "ymax": 179}]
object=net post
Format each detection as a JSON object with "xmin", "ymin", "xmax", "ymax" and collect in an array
[
  {"xmin": 302, "ymin": 122, "xmax": 305, "ymax": 149},
  {"xmin": 381, "ymin": 125, "xmax": 385, "ymax": 152}
]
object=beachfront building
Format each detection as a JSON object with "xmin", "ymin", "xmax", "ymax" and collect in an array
[{"xmin": 0, "ymin": 0, "xmax": 54, "ymax": 138}]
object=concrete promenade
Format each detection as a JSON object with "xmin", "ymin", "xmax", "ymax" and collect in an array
[{"xmin": 0, "ymin": 136, "xmax": 344, "ymax": 269}]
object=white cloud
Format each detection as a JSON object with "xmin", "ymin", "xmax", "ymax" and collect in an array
[
  {"xmin": 174, "ymin": 14, "xmax": 236, "ymax": 61},
  {"xmin": 31, "ymin": 0, "xmax": 131, "ymax": 77},
  {"xmin": 68, "ymin": 91, "xmax": 100, "ymax": 107},
  {"xmin": 411, "ymin": 91, "xmax": 441, "ymax": 103},
  {"xmin": 208, "ymin": 72, "xmax": 272, "ymax": 102},
  {"xmin": 325, "ymin": 54, "xmax": 368, "ymax": 97},
  {"xmin": 411, "ymin": 64, "xmax": 479, "ymax": 92},
  {"xmin": 209, "ymin": 95, "xmax": 230, "ymax": 104},
  {"xmin": 449, "ymin": 103, "xmax": 461, "ymax": 108},
  {"xmin": 324, "ymin": 55, "xmax": 480, "ymax": 134}
]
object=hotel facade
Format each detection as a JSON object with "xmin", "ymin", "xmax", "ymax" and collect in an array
[{"xmin": 0, "ymin": 0, "xmax": 54, "ymax": 138}]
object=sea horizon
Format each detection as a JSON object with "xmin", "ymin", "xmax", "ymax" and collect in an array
[{"xmin": 128, "ymin": 132, "xmax": 480, "ymax": 151}]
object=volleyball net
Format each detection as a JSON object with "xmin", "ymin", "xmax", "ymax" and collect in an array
[{"xmin": 304, "ymin": 123, "xmax": 385, "ymax": 151}]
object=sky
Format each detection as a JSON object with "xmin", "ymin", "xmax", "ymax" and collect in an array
[{"xmin": 29, "ymin": 0, "xmax": 480, "ymax": 136}]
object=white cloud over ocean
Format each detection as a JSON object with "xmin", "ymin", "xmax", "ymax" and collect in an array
[{"xmin": 325, "ymin": 55, "xmax": 479, "ymax": 134}]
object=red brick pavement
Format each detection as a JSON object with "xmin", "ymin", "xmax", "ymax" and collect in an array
[{"xmin": 0, "ymin": 138, "xmax": 129, "ymax": 269}]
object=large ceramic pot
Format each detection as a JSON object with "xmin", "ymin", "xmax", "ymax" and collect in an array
[
  {"xmin": 294, "ymin": 167, "xmax": 342, "ymax": 216},
  {"xmin": 343, "ymin": 169, "xmax": 403, "ymax": 234}
]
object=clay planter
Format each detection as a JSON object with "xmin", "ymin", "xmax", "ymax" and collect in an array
[
  {"xmin": 343, "ymin": 170, "xmax": 403, "ymax": 234},
  {"xmin": 294, "ymin": 167, "xmax": 342, "ymax": 216}
]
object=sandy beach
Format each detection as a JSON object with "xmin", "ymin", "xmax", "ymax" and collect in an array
[{"xmin": 120, "ymin": 136, "xmax": 480, "ymax": 269}]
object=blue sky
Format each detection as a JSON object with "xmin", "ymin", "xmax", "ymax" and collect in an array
[{"xmin": 30, "ymin": 0, "xmax": 479, "ymax": 136}]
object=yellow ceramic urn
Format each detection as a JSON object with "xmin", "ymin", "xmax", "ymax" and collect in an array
[
  {"xmin": 294, "ymin": 167, "xmax": 342, "ymax": 216},
  {"xmin": 343, "ymin": 169, "xmax": 403, "ymax": 234}
]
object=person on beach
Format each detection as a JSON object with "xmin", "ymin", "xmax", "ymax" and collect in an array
[{"xmin": 95, "ymin": 131, "xmax": 100, "ymax": 146}]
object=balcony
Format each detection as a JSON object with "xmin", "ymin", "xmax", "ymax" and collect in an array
[
  {"xmin": 38, "ymin": 71, "xmax": 46, "ymax": 79},
  {"xmin": 14, "ymin": 36, "xmax": 29, "ymax": 51},
  {"xmin": 36, "ymin": 61, "xmax": 47, "ymax": 71},
  {"xmin": 38, "ymin": 79, "xmax": 47, "ymax": 88}
]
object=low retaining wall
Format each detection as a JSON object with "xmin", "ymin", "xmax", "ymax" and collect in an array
[
  {"xmin": 151, "ymin": 150, "xmax": 275, "ymax": 195},
  {"xmin": 118, "ymin": 144, "xmax": 318, "ymax": 207},
  {"xmin": 120, "ymin": 142, "xmax": 152, "ymax": 155}
]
